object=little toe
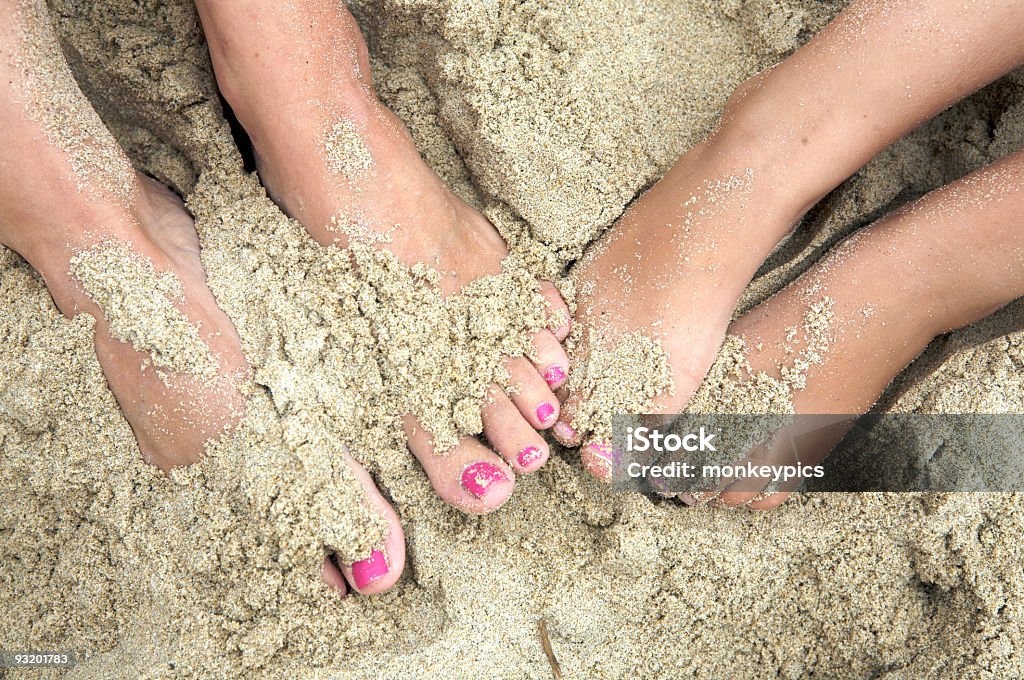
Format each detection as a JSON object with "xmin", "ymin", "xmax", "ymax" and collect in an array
[
  {"xmin": 552, "ymin": 394, "xmax": 582, "ymax": 447},
  {"xmin": 326, "ymin": 456, "xmax": 406, "ymax": 596},
  {"xmin": 480, "ymin": 385, "xmax": 551, "ymax": 473},
  {"xmin": 539, "ymin": 280, "xmax": 571, "ymax": 341},
  {"xmin": 404, "ymin": 415, "xmax": 516, "ymax": 514},
  {"xmin": 505, "ymin": 358, "xmax": 560, "ymax": 430},
  {"xmin": 321, "ymin": 558, "xmax": 349, "ymax": 594},
  {"xmin": 530, "ymin": 329, "xmax": 570, "ymax": 390}
]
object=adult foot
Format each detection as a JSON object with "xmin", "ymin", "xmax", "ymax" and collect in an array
[
  {"xmin": 0, "ymin": 0, "xmax": 404, "ymax": 594},
  {"xmin": 195, "ymin": 0, "xmax": 572, "ymax": 513}
]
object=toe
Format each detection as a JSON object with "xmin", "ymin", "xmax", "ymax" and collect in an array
[
  {"xmin": 539, "ymin": 280, "xmax": 571, "ymax": 341},
  {"xmin": 480, "ymin": 385, "xmax": 551, "ymax": 473},
  {"xmin": 505, "ymin": 359, "xmax": 560, "ymax": 430},
  {"xmin": 580, "ymin": 441, "xmax": 616, "ymax": 482},
  {"xmin": 710, "ymin": 462, "xmax": 773, "ymax": 508},
  {"xmin": 530, "ymin": 329, "xmax": 570, "ymax": 390},
  {"xmin": 712, "ymin": 430, "xmax": 807, "ymax": 509},
  {"xmin": 404, "ymin": 415, "xmax": 516, "ymax": 514},
  {"xmin": 715, "ymin": 488, "xmax": 767, "ymax": 508},
  {"xmin": 321, "ymin": 558, "xmax": 349, "ymax": 594},
  {"xmin": 551, "ymin": 393, "xmax": 583, "ymax": 447},
  {"xmin": 746, "ymin": 492, "xmax": 792, "ymax": 511},
  {"xmin": 335, "ymin": 457, "xmax": 406, "ymax": 595}
]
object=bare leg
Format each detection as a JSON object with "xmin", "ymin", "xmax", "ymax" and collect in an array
[
  {"xmin": 727, "ymin": 149, "xmax": 1024, "ymax": 508},
  {"xmin": 0, "ymin": 0, "xmax": 404, "ymax": 595},
  {"xmin": 193, "ymin": 0, "xmax": 573, "ymax": 512},
  {"xmin": 554, "ymin": 0, "xmax": 1024, "ymax": 480},
  {"xmin": 0, "ymin": 0, "xmax": 245, "ymax": 470}
]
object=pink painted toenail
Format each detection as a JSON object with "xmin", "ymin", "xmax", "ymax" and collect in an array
[
  {"xmin": 588, "ymin": 442, "xmax": 616, "ymax": 463},
  {"xmin": 461, "ymin": 461, "xmax": 508, "ymax": 498},
  {"xmin": 350, "ymin": 549, "xmax": 389, "ymax": 590},
  {"xmin": 543, "ymin": 366, "xmax": 567, "ymax": 388},
  {"xmin": 535, "ymin": 402, "xmax": 556, "ymax": 424},
  {"xmin": 553, "ymin": 421, "xmax": 576, "ymax": 442},
  {"xmin": 517, "ymin": 445, "xmax": 544, "ymax": 468}
]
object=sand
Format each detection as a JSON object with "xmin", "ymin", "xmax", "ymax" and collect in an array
[
  {"xmin": 323, "ymin": 119, "xmax": 374, "ymax": 181},
  {"xmin": 2, "ymin": 0, "xmax": 1024, "ymax": 678},
  {"xmin": 565, "ymin": 330, "xmax": 675, "ymax": 445},
  {"xmin": 70, "ymin": 241, "xmax": 219, "ymax": 381}
]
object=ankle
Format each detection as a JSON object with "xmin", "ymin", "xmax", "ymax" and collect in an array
[{"xmin": 197, "ymin": 0, "xmax": 374, "ymax": 139}]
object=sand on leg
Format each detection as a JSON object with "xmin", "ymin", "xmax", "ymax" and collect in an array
[
  {"xmin": 193, "ymin": 0, "xmax": 572, "ymax": 513},
  {"xmin": 554, "ymin": 0, "xmax": 1024, "ymax": 480},
  {"xmin": 717, "ymin": 149, "xmax": 1024, "ymax": 508},
  {"xmin": 0, "ymin": 0, "xmax": 403, "ymax": 595}
]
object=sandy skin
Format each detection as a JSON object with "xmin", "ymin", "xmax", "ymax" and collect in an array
[
  {"xmin": 555, "ymin": 0, "xmax": 1024, "ymax": 491},
  {"xmin": 194, "ymin": 0, "xmax": 574, "ymax": 513},
  {"xmin": 0, "ymin": 0, "xmax": 570, "ymax": 596}
]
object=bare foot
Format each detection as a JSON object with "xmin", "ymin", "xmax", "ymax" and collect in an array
[
  {"xmin": 553, "ymin": 124, "xmax": 808, "ymax": 479},
  {"xmin": 718, "ymin": 151, "xmax": 1024, "ymax": 509},
  {"xmin": 195, "ymin": 0, "xmax": 572, "ymax": 514},
  {"xmin": 0, "ymin": 0, "xmax": 404, "ymax": 595},
  {"xmin": 553, "ymin": 0, "xmax": 1024, "ymax": 480}
]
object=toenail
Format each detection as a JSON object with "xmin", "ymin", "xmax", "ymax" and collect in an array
[
  {"xmin": 461, "ymin": 461, "xmax": 508, "ymax": 498},
  {"xmin": 350, "ymin": 549, "xmax": 389, "ymax": 590},
  {"xmin": 553, "ymin": 421, "xmax": 576, "ymax": 442},
  {"xmin": 517, "ymin": 445, "xmax": 544, "ymax": 468},
  {"xmin": 543, "ymin": 366, "xmax": 567, "ymax": 388},
  {"xmin": 535, "ymin": 402, "xmax": 556, "ymax": 424},
  {"xmin": 588, "ymin": 442, "xmax": 617, "ymax": 464}
]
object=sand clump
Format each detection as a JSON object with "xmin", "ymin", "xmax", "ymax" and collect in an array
[
  {"xmin": 2, "ymin": 0, "xmax": 1024, "ymax": 678},
  {"xmin": 682, "ymin": 297, "xmax": 840, "ymax": 418},
  {"xmin": 70, "ymin": 240, "xmax": 219, "ymax": 381},
  {"xmin": 565, "ymin": 295, "xmax": 836, "ymax": 443},
  {"xmin": 686, "ymin": 335, "xmax": 793, "ymax": 416},
  {"xmin": 323, "ymin": 119, "xmax": 374, "ymax": 181},
  {"xmin": 563, "ymin": 330, "xmax": 675, "ymax": 444}
]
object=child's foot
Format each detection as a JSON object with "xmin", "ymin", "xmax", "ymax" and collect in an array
[
  {"xmin": 195, "ymin": 0, "xmax": 572, "ymax": 513},
  {"xmin": 552, "ymin": 108, "xmax": 815, "ymax": 478},
  {"xmin": 0, "ymin": 0, "xmax": 404, "ymax": 595},
  {"xmin": 710, "ymin": 151, "xmax": 1024, "ymax": 508},
  {"xmin": 553, "ymin": 0, "xmax": 1024, "ymax": 476}
]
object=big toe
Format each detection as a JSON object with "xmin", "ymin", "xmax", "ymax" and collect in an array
[
  {"xmin": 404, "ymin": 415, "xmax": 516, "ymax": 514},
  {"xmin": 321, "ymin": 456, "xmax": 406, "ymax": 596}
]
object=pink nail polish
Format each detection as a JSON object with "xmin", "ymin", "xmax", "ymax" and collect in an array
[
  {"xmin": 536, "ymin": 402, "xmax": 556, "ymax": 424},
  {"xmin": 461, "ymin": 461, "xmax": 508, "ymax": 498},
  {"xmin": 553, "ymin": 421, "xmax": 576, "ymax": 442},
  {"xmin": 588, "ymin": 442, "xmax": 616, "ymax": 463},
  {"xmin": 350, "ymin": 549, "xmax": 389, "ymax": 590},
  {"xmin": 543, "ymin": 366, "xmax": 566, "ymax": 388},
  {"xmin": 517, "ymin": 445, "xmax": 544, "ymax": 468}
]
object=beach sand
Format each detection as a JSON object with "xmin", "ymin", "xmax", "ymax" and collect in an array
[{"xmin": 2, "ymin": 0, "xmax": 1023, "ymax": 677}]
